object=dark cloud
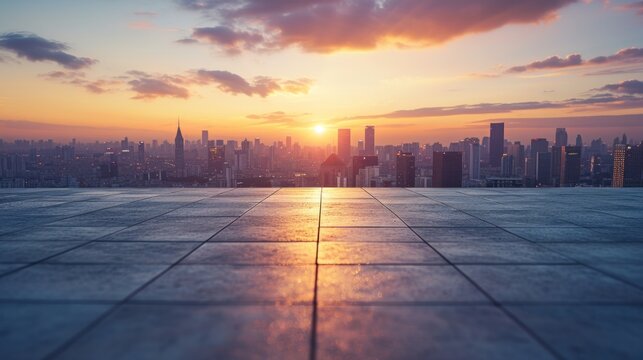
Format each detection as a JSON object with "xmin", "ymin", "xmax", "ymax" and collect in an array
[
  {"xmin": 190, "ymin": 26, "xmax": 266, "ymax": 54},
  {"xmin": 127, "ymin": 71, "xmax": 190, "ymax": 99},
  {"xmin": 0, "ymin": 32, "xmax": 96, "ymax": 69},
  {"xmin": 588, "ymin": 48, "xmax": 643, "ymax": 65},
  {"xmin": 353, "ymin": 86, "xmax": 643, "ymax": 119},
  {"xmin": 503, "ymin": 48, "xmax": 643, "ymax": 75},
  {"xmin": 177, "ymin": 0, "xmax": 577, "ymax": 53},
  {"xmin": 597, "ymin": 80, "xmax": 643, "ymax": 95},
  {"xmin": 193, "ymin": 70, "xmax": 313, "ymax": 97},
  {"xmin": 506, "ymin": 54, "xmax": 582, "ymax": 73}
]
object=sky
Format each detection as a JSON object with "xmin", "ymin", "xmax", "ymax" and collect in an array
[{"xmin": 0, "ymin": 0, "xmax": 642, "ymax": 146}]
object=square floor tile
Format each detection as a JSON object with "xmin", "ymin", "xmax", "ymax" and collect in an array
[
  {"xmin": 318, "ymin": 242, "xmax": 444, "ymax": 265},
  {"xmin": 182, "ymin": 243, "xmax": 317, "ymax": 265}
]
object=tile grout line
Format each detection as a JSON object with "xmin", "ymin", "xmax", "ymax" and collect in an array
[
  {"xmin": 365, "ymin": 188, "xmax": 565, "ymax": 360},
  {"xmin": 309, "ymin": 187, "xmax": 323, "ymax": 360},
  {"xmin": 409, "ymin": 189, "xmax": 643, "ymax": 294},
  {"xmin": 0, "ymin": 189, "xmax": 207, "ymax": 280},
  {"xmin": 42, "ymin": 187, "xmax": 273, "ymax": 360}
]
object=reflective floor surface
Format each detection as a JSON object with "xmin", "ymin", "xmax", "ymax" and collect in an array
[{"xmin": 0, "ymin": 187, "xmax": 642, "ymax": 359}]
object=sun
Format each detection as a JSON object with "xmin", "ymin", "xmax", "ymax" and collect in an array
[{"xmin": 314, "ymin": 125, "xmax": 326, "ymax": 134}]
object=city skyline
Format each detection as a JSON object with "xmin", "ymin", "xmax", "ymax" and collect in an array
[{"xmin": 1, "ymin": 1, "xmax": 643, "ymax": 144}]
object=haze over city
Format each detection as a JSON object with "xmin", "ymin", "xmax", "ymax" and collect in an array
[{"xmin": 1, "ymin": 0, "xmax": 643, "ymax": 144}]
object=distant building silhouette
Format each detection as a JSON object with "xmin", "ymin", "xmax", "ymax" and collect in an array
[
  {"xmin": 489, "ymin": 123, "xmax": 504, "ymax": 167},
  {"xmin": 555, "ymin": 128, "xmax": 568, "ymax": 147},
  {"xmin": 201, "ymin": 130, "xmax": 209, "ymax": 147},
  {"xmin": 396, "ymin": 151, "xmax": 415, "ymax": 187},
  {"xmin": 613, "ymin": 144, "xmax": 643, "ymax": 187},
  {"xmin": 337, "ymin": 129, "xmax": 351, "ymax": 164},
  {"xmin": 352, "ymin": 155, "xmax": 378, "ymax": 187},
  {"xmin": 536, "ymin": 152, "xmax": 552, "ymax": 186},
  {"xmin": 174, "ymin": 121, "xmax": 185, "ymax": 178},
  {"xmin": 365, "ymin": 126, "xmax": 375, "ymax": 156},
  {"xmin": 469, "ymin": 141, "xmax": 481, "ymax": 180},
  {"xmin": 551, "ymin": 146, "xmax": 562, "ymax": 186},
  {"xmin": 433, "ymin": 151, "xmax": 462, "ymax": 187},
  {"xmin": 137, "ymin": 141, "xmax": 145, "ymax": 163},
  {"xmin": 561, "ymin": 146, "xmax": 581, "ymax": 186},
  {"xmin": 320, "ymin": 154, "xmax": 347, "ymax": 187}
]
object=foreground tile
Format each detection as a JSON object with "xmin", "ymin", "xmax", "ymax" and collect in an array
[
  {"xmin": 508, "ymin": 305, "xmax": 643, "ymax": 359},
  {"xmin": 0, "ymin": 226, "xmax": 124, "ymax": 241},
  {"xmin": 591, "ymin": 264, "xmax": 643, "ymax": 288},
  {"xmin": 59, "ymin": 304, "xmax": 311, "ymax": 360},
  {"xmin": 211, "ymin": 225, "xmax": 317, "ymax": 242},
  {"xmin": 542, "ymin": 243, "xmax": 643, "ymax": 265},
  {"xmin": 0, "ymin": 264, "xmax": 167, "ymax": 301},
  {"xmin": 319, "ymin": 227, "xmax": 420, "ymax": 243},
  {"xmin": 48, "ymin": 242, "xmax": 200, "ymax": 264},
  {"xmin": 182, "ymin": 243, "xmax": 316, "ymax": 265},
  {"xmin": 318, "ymin": 242, "xmax": 444, "ymax": 265},
  {"xmin": 318, "ymin": 265, "xmax": 487, "ymax": 303},
  {"xmin": 104, "ymin": 217, "xmax": 236, "ymax": 242},
  {"xmin": 413, "ymin": 227, "xmax": 525, "ymax": 242},
  {"xmin": 504, "ymin": 227, "xmax": 607, "ymax": 243},
  {"xmin": 0, "ymin": 303, "xmax": 110, "ymax": 360},
  {"xmin": 431, "ymin": 242, "xmax": 572, "ymax": 264},
  {"xmin": 135, "ymin": 265, "xmax": 315, "ymax": 303},
  {"xmin": 0, "ymin": 241, "xmax": 84, "ymax": 263},
  {"xmin": 316, "ymin": 305, "xmax": 553, "ymax": 360},
  {"xmin": 459, "ymin": 265, "xmax": 643, "ymax": 303}
]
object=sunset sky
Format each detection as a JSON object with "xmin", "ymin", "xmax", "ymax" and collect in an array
[{"xmin": 1, "ymin": 0, "xmax": 642, "ymax": 145}]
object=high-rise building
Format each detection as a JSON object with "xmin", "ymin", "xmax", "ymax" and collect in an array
[
  {"xmin": 551, "ymin": 146, "xmax": 562, "ymax": 186},
  {"xmin": 575, "ymin": 134, "xmax": 583, "ymax": 147},
  {"xmin": 352, "ymin": 155, "xmax": 378, "ymax": 187},
  {"xmin": 365, "ymin": 126, "xmax": 375, "ymax": 156},
  {"xmin": 137, "ymin": 141, "xmax": 145, "ymax": 163},
  {"xmin": 174, "ymin": 121, "xmax": 185, "ymax": 178},
  {"xmin": 536, "ymin": 152, "xmax": 552, "ymax": 186},
  {"xmin": 357, "ymin": 140, "xmax": 364, "ymax": 155},
  {"xmin": 286, "ymin": 136, "xmax": 292, "ymax": 151},
  {"xmin": 561, "ymin": 146, "xmax": 581, "ymax": 186},
  {"xmin": 201, "ymin": 130, "xmax": 209, "ymax": 147},
  {"xmin": 507, "ymin": 142, "xmax": 525, "ymax": 177},
  {"xmin": 396, "ymin": 152, "xmax": 415, "ymax": 187},
  {"xmin": 489, "ymin": 123, "xmax": 504, "ymax": 167},
  {"xmin": 501, "ymin": 154, "xmax": 514, "ymax": 177},
  {"xmin": 530, "ymin": 138, "xmax": 549, "ymax": 159},
  {"xmin": 319, "ymin": 154, "xmax": 347, "ymax": 187},
  {"xmin": 433, "ymin": 151, "xmax": 462, "ymax": 188},
  {"xmin": 208, "ymin": 145, "xmax": 226, "ymax": 176},
  {"xmin": 614, "ymin": 144, "xmax": 643, "ymax": 187},
  {"xmin": 469, "ymin": 141, "xmax": 480, "ymax": 180},
  {"xmin": 555, "ymin": 128, "xmax": 568, "ymax": 147},
  {"xmin": 338, "ymin": 129, "xmax": 351, "ymax": 164}
]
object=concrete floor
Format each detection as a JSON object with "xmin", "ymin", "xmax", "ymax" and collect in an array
[{"xmin": 0, "ymin": 187, "xmax": 642, "ymax": 359}]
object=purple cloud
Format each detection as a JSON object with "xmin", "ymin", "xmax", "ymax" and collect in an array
[
  {"xmin": 189, "ymin": 26, "xmax": 266, "ymax": 54},
  {"xmin": 0, "ymin": 32, "xmax": 97, "ymax": 69},
  {"xmin": 597, "ymin": 80, "xmax": 643, "ymax": 95},
  {"xmin": 40, "ymin": 71, "xmax": 120, "ymax": 94},
  {"xmin": 506, "ymin": 54, "xmax": 582, "ymax": 73},
  {"xmin": 194, "ymin": 70, "xmax": 312, "ymax": 97},
  {"xmin": 127, "ymin": 72, "xmax": 190, "ymax": 99},
  {"xmin": 177, "ymin": 0, "xmax": 578, "ymax": 53}
]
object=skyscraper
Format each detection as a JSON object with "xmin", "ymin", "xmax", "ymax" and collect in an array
[
  {"xmin": 201, "ymin": 130, "xmax": 209, "ymax": 147},
  {"xmin": 319, "ymin": 154, "xmax": 346, "ymax": 187},
  {"xmin": 614, "ymin": 144, "xmax": 643, "ymax": 187},
  {"xmin": 338, "ymin": 129, "xmax": 351, "ymax": 164},
  {"xmin": 561, "ymin": 146, "xmax": 581, "ymax": 186},
  {"xmin": 489, "ymin": 123, "xmax": 504, "ymax": 167},
  {"xmin": 536, "ymin": 152, "xmax": 552, "ymax": 186},
  {"xmin": 501, "ymin": 154, "xmax": 514, "ymax": 177},
  {"xmin": 286, "ymin": 136, "xmax": 292, "ymax": 151},
  {"xmin": 174, "ymin": 121, "xmax": 185, "ymax": 178},
  {"xmin": 365, "ymin": 126, "xmax": 375, "ymax": 156},
  {"xmin": 469, "ymin": 141, "xmax": 480, "ymax": 180},
  {"xmin": 555, "ymin": 128, "xmax": 568, "ymax": 147},
  {"xmin": 613, "ymin": 144, "xmax": 626, "ymax": 188},
  {"xmin": 396, "ymin": 152, "xmax": 415, "ymax": 187},
  {"xmin": 575, "ymin": 134, "xmax": 583, "ymax": 147},
  {"xmin": 137, "ymin": 141, "xmax": 145, "ymax": 163},
  {"xmin": 551, "ymin": 146, "xmax": 562, "ymax": 186},
  {"xmin": 433, "ymin": 152, "xmax": 462, "ymax": 188},
  {"xmin": 352, "ymin": 155, "xmax": 378, "ymax": 187}
]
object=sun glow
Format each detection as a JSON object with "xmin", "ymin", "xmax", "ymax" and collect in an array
[{"xmin": 314, "ymin": 125, "xmax": 326, "ymax": 134}]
